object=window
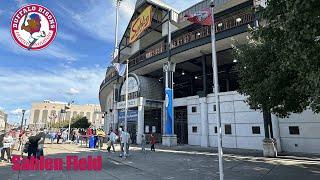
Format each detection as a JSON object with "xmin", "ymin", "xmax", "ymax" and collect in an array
[
  {"xmin": 252, "ymin": 126, "xmax": 261, "ymax": 134},
  {"xmin": 192, "ymin": 106, "xmax": 197, "ymax": 113},
  {"xmin": 192, "ymin": 126, "xmax": 197, "ymax": 133},
  {"xmin": 289, "ymin": 126, "xmax": 300, "ymax": 135},
  {"xmin": 213, "ymin": 105, "xmax": 216, "ymax": 111},
  {"xmin": 214, "ymin": 126, "xmax": 217, "ymax": 133},
  {"xmin": 225, "ymin": 124, "xmax": 232, "ymax": 135}
]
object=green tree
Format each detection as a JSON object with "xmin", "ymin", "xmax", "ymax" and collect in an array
[
  {"xmin": 68, "ymin": 115, "xmax": 91, "ymax": 129},
  {"xmin": 51, "ymin": 115, "xmax": 91, "ymax": 129},
  {"xmin": 233, "ymin": 0, "xmax": 320, "ymax": 138}
]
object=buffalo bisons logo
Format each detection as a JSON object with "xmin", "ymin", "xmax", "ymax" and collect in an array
[{"xmin": 11, "ymin": 4, "xmax": 57, "ymax": 50}]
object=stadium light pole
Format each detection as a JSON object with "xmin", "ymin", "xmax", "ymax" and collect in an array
[{"xmin": 210, "ymin": 1, "xmax": 224, "ymax": 179}]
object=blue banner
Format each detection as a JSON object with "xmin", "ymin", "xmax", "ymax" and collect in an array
[
  {"xmin": 118, "ymin": 110, "xmax": 138, "ymax": 123},
  {"xmin": 165, "ymin": 88, "xmax": 173, "ymax": 135}
]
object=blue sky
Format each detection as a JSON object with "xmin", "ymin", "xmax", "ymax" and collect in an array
[{"xmin": 0, "ymin": 0, "xmax": 201, "ymax": 123}]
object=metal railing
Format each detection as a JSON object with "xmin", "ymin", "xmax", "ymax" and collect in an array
[{"xmin": 100, "ymin": 10, "xmax": 254, "ymax": 90}]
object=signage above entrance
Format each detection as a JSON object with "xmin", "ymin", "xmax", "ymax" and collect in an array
[
  {"xmin": 121, "ymin": 76, "xmax": 139, "ymax": 95},
  {"xmin": 117, "ymin": 98, "xmax": 139, "ymax": 109},
  {"xmin": 129, "ymin": 5, "xmax": 152, "ymax": 44}
]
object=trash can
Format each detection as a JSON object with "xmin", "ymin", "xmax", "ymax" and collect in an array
[
  {"xmin": 94, "ymin": 136, "xmax": 98, "ymax": 148},
  {"xmin": 89, "ymin": 136, "xmax": 95, "ymax": 148}
]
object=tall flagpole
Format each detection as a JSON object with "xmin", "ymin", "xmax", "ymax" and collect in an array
[
  {"xmin": 124, "ymin": 59, "xmax": 129, "ymax": 157},
  {"xmin": 210, "ymin": 1, "xmax": 224, "ymax": 179},
  {"xmin": 114, "ymin": 0, "xmax": 121, "ymax": 58}
]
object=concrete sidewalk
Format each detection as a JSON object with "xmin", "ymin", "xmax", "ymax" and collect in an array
[{"xmin": 0, "ymin": 143, "xmax": 319, "ymax": 180}]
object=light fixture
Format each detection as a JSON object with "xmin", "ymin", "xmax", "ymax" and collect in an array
[
  {"xmin": 173, "ymin": 82, "xmax": 175, "ymax": 85},
  {"xmin": 196, "ymin": 32, "xmax": 201, "ymax": 36},
  {"xmin": 182, "ymin": 71, "xmax": 185, "ymax": 75},
  {"xmin": 236, "ymin": 18, "xmax": 242, "ymax": 22},
  {"xmin": 218, "ymin": 23, "xmax": 223, "ymax": 27},
  {"xmin": 233, "ymin": 59, "xmax": 238, "ymax": 63},
  {"xmin": 195, "ymin": 76, "xmax": 198, "ymax": 79},
  {"xmin": 244, "ymin": 66, "xmax": 247, "ymax": 69}
]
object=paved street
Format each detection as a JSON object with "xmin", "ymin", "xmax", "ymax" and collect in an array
[{"xmin": 0, "ymin": 143, "xmax": 319, "ymax": 180}]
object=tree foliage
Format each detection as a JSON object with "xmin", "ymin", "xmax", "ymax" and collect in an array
[
  {"xmin": 233, "ymin": 0, "xmax": 320, "ymax": 117},
  {"xmin": 51, "ymin": 115, "xmax": 91, "ymax": 129}
]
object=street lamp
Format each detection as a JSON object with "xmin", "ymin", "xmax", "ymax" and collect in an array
[
  {"xmin": 20, "ymin": 109, "xmax": 26, "ymax": 130},
  {"xmin": 210, "ymin": 1, "xmax": 224, "ymax": 179}
]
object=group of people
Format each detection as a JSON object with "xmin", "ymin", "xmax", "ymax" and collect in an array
[
  {"xmin": 104, "ymin": 127, "xmax": 157, "ymax": 158},
  {"xmin": 0, "ymin": 128, "xmax": 46, "ymax": 163},
  {"xmin": 1, "ymin": 126, "xmax": 159, "ymax": 163},
  {"xmin": 0, "ymin": 130, "xmax": 15, "ymax": 163}
]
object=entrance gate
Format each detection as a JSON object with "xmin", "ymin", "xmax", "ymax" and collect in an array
[{"xmin": 174, "ymin": 107, "xmax": 188, "ymax": 144}]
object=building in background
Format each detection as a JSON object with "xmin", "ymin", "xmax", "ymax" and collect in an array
[
  {"xmin": 29, "ymin": 100, "xmax": 104, "ymax": 129},
  {"xmin": 0, "ymin": 110, "xmax": 8, "ymax": 131},
  {"xmin": 99, "ymin": 0, "xmax": 320, "ymax": 153}
]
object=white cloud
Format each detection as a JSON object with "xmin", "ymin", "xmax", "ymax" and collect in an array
[
  {"xmin": 55, "ymin": 0, "xmax": 203, "ymax": 43},
  {"xmin": 13, "ymin": 0, "xmax": 27, "ymax": 7},
  {"xmin": 57, "ymin": 0, "xmax": 132, "ymax": 42},
  {"xmin": 58, "ymin": 32, "xmax": 77, "ymax": 42},
  {"xmin": 10, "ymin": 108, "xmax": 29, "ymax": 115},
  {"xmin": 0, "ymin": 66, "xmax": 104, "ymax": 106},
  {"xmin": 66, "ymin": 88, "xmax": 80, "ymax": 95},
  {"xmin": 0, "ymin": 28, "xmax": 81, "ymax": 62}
]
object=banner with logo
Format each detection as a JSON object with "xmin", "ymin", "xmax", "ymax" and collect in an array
[
  {"xmin": 184, "ymin": 8, "xmax": 213, "ymax": 26},
  {"xmin": 129, "ymin": 5, "xmax": 152, "ymax": 44}
]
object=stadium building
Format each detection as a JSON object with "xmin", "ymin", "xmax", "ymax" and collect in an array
[{"xmin": 99, "ymin": 0, "xmax": 320, "ymax": 153}]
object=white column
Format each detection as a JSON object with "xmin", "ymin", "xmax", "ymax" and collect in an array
[
  {"xmin": 271, "ymin": 114, "xmax": 282, "ymax": 152},
  {"xmin": 38, "ymin": 110, "xmax": 43, "ymax": 128},
  {"xmin": 113, "ymin": 108, "xmax": 118, "ymax": 130},
  {"xmin": 137, "ymin": 101, "xmax": 144, "ymax": 144},
  {"xmin": 162, "ymin": 102, "xmax": 166, "ymax": 135},
  {"xmin": 104, "ymin": 113, "xmax": 109, "ymax": 133},
  {"xmin": 200, "ymin": 97, "xmax": 209, "ymax": 147}
]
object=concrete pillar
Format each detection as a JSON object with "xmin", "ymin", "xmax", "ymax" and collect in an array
[
  {"xmin": 271, "ymin": 114, "xmax": 282, "ymax": 152},
  {"xmin": 200, "ymin": 97, "xmax": 209, "ymax": 147},
  {"xmin": 113, "ymin": 109, "xmax": 118, "ymax": 130},
  {"xmin": 38, "ymin": 110, "xmax": 43, "ymax": 128},
  {"xmin": 137, "ymin": 104, "xmax": 144, "ymax": 144},
  {"xmin": 162, "ymin": 102, "xmax": 166, "ymax": 134}
]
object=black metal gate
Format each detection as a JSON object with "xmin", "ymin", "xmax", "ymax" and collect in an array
[{"xmin": 174, "ymin": 107, "xmax": 188, "ymax": 144}]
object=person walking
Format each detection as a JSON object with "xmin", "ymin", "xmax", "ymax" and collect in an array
[
  {"xmin": 75, "ymin": 129, "xmax": 80, "ymax": 145},
  {"xmin": 141, "ymin": 134, "xmax": 146, "ymax": 153},
  {"xmin": 109, "ymin": 131, "xmax": 117, "ymax": 153},
  {"xmin": 62, "ymin": 130, "xmax": 68, "ymax": 143},
  {"xmin": 27, "ymin": 133, "xmax": 41, "ymax": 159},
  {"xmin": 56, "ymin": 130, "xmax": 61, "ymax": 144},
  {"xmin": 36, "ymin": 128, "xmax": 46, "ymax": 158},
  {"xmin": 96, "ymin": 128, "xmax": 105, "ymax": 149},
  {"xmin": 21, "ymin": 131, "xmax": 30, "ymax": 157},
  {"xmin": 50, "ymin": 131, "xmax": 56, "ymax": 144},
  {"xmin": 1, "ymin": 132, "xmax": 13, "ymax": 163},
  {"xmin": 71, "ymin": 129, "xmax": 76, "ymax": 142},
  {"xmin": 150, "ymin": 133, "xmax": 156, "ymax": 152},
  {"xmin": 0, "ymin": 131, "xmax": 4, "ymax": 163}
]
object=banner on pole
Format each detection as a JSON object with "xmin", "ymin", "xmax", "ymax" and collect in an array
[
  {"xmin": 129, "ymin": 5, "xmax": 152, "ymax": 44},
  {"xmin": 184, "ymin": 8, "xmax": 213, "ymax": 26}
]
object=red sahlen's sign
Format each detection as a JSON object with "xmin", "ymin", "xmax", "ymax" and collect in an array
[{"xmin": 11, "ymin": 155, "xmax": 102, "ymax": 171}]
